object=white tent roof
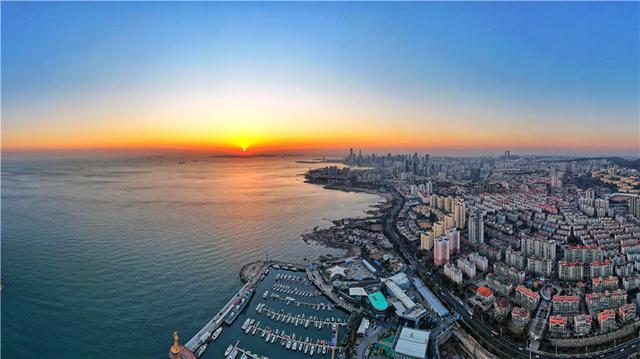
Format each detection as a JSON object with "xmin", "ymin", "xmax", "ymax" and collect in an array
[
  {"xmin": 394, "ymin": 327, "xmax": 430, "ymax": 359},
  {"xmin": 389, "ymin": 272, "xmax": 410, "ymax": 287},
  {"xmin": 356, "ymin": 318, "xmax": 370, "ymax": 335},
  {"xmin": 349, "ymin": 287, "xmax": 368, "ymax": 296},
  {"xmin": 385, "ymin": 279, "xmax": 416, "ymax": 310},
  {"xmin": 327, "ymin": 265, "xmax": 347, "ymax": 279}
]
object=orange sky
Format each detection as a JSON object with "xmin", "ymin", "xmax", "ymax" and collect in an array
[{"xmin": 3, "ymin": 2, "xmax": 638, "ymax": 157}]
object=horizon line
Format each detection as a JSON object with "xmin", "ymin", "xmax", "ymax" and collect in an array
[{"xmin": 3, "ymin": 145, "xmax": 638, "ymax": 160}]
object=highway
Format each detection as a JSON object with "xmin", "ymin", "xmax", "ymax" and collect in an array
[{"xmin": 382, "ymin": 187, "xmax": 640, "ymax": 359}]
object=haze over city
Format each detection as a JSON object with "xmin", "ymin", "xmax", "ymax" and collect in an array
[{"xmin": 2, "ymin": 2, "xmax": 638, "ymax": 156}]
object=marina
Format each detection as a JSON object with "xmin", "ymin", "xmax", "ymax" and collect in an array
[
  {"xmin": 265, "ymin": 292, "xmax": 335, "ymax": 310},
  {"xmin": 255, "ymin": 303, "xmax": 348, "ymax": 328},
  {"xmin": 186, "ymin": 264, "xmax": 349, "ymax": 359},
  {"xmin": 223, "ymin": 340, "xmax": 269, "ymax": 359},
  {"xmin": 240, "ymin": 317, "xmax": 342, "ymax": 355},
  {"xmin": 185, "ymin": 263, "xmax": 265, "ymax": 354},
  {"xmin": 275, "ymin": 273, "xmax": 313, "ymax": 285},
  {"xmin": 271, "ymin": 283, "xmax": 322, "ymax": 297}
]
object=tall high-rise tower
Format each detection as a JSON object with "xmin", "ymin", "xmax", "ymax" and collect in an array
[
  {"xmin": 468, "ymin": 210, "xmax": 485, "ymax": 244},
  {"xmin": 630, "ymin": 196, "xmax": 640, "ymax": 218},
  {"xmin": 434, "ymin": 236, "xmax": 450, "ymax": 266},
  {"xmin": 454, "ymin": 200, "xmax": 466, "ymax": 229}
]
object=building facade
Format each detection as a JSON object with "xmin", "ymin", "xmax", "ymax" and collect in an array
[
  {"xmin": 558, "ymin": 261, "xmax": 584, "ymax": 281},
  {"xmin": 515, "ymin": 285, "xmax": 540, "ymax": 309},
  {"xmin": 446, "ymin": 228, "xmax": 460, "ymax": 255},
  {"xmin": 511, "ymin": 306, "xmax": 530, "ymax": 328},
  {"xmin": 434, "ymin": 236, "xmax": 450, "ymax": 266},
  {"xmin": 586, "ymin": 289, "xmax": 628, "ymax": 312},
  {"xmin": 573, "ymin": 314, "xmax": 593, "ymax": 336},
  {"xmin": 444, "ymin": 263, "xmax": 462, "ymax": 284},
  {"xmin": 552, "ymin": 295, "xmax": 579, "ymax": 314},
  {"xmin": 468, "ymin": 210, "xmax": 485, "ymax": 244},
  {"xmin": 548, "ymin": 315, "xmax": 568, "ymax": 335},
  {"xmin": 597, "ymin": 309, "xmax": 617, "ymax": 333}
]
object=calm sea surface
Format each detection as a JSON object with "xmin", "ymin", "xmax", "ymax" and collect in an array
[{"xmin": 1, "ymin": 156, "xmax": 382, "ymax": 358}]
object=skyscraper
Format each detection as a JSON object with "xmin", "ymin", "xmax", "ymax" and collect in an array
[
  {"xmin": 420, "ymin": 231, "xmax": 434, "ymax": 251},
  {"xmin": 447, "ymin": 228, "xmax": 460, "ymax": 254},
  {"xmin": 629, "ymin": 196, "xmax": 640, "ymax": 218},
  {"xmin": 468, "ymin": 210, "xmax": 484, "ymax": 244},
  {"xmin": 550, "ymin": 168, "xmax": 563, "ymax": 188},
  {"xmin": 521, "ymin": 235, "xmax": 556, "ymax": 261},
  {"xmin": 454, "ymin": 200, "xmax": 466, "ymax": 229},
  {"xmin": 425, "ymin": 154, "xmax": 430, "ymax": 176},
  {"xmin": 434, "ymin": 236, "xmax": 450, "ymax": 266}
]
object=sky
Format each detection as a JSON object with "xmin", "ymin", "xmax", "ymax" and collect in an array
[{"xmin": 2, "ymin": 2, "xmax": 639, "ymax": 157}]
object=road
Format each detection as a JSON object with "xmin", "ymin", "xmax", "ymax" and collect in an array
[
  {"xmin": 382, "ymin": 187, "xmax": 640, "ymax": 359},
  {"xmin": 356, "ymin": 325, "xmax": 382, "ymax": 359}
]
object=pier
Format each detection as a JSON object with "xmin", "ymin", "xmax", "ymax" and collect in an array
[
  {"xmin": 242, "ymin": 318, "xmax": 343, "ymax": 354},
  {"xmin": 256, "ymin": 304, "xmax": 348, "ymax": 327},
  {"xmin": 230, "ymin": 341, "xmax": 269, "ymax": 359},
  {"xmin": 185, "ymin": 261, "xmax": 272, "ymax": 353},
  {"xmin": 271, "ymin": 283, "xmax": 322, "ymax": 297},
  {"xmin": 184, "ymin": 261, "xmax": 309, "ymax": 357},
  {"xmin": 275, "ymin": 273, "xmax": 313, "ymax": 285},
  {"xmin": 240, "ymin": 260, "xmax": 306, "ymax": 283},
  {"xmin": 266, "ymin": 291, "xmax": 335, "ymax": 310}
]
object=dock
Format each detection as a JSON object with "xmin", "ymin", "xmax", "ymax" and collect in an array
[
  {"xmin": 243, "ymin": 319, "xmax": 342, "ymax": 354},
  {"xmin": 271, "ymin": 283, "xmax": 322, "ymax": 297},
  {"xmin": 275, "ymin": 273, "xmax": 313, "ymax": 285},
  {"xmin": 184, "ymin": 284, "xmax": 247, "ymax": 352},
  {"xmin": 185, "ymin": 261, "xmax": 272, "ymax": 353},
  {"xmin": 228, "ymin": 341, "xmax": 269, "ymax": 359},
  {"xmin": 256, "ymin": 304, "xmax": 348, "ymax": 327},
  {"xmin": 266, "ymin": 291, "xmax": 334, "ymax": 309},
  {"xmin": 240, "ymin": 260, "xmax": 306, "ymax": 283},
  {"xmin": 184, "ymin": 261, "xmax": 305, "ymax": 356}
]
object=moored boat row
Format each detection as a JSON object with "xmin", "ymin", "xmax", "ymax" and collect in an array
[
  {"xmin": 242, "ymin": 317, "xmax": 335, "ymax": 356},
  {"xmin": 271, "ymin": 283, "xmax": 321, "ymax": 297}
]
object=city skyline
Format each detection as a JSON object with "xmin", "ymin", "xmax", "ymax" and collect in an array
[{"xmin": 2, "ymin": 2, "xmax": 639, "ymax": 156}]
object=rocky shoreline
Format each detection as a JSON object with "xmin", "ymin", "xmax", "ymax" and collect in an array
[
  {"xmin": 298, "ymin": 180, "xmax": 392, "ymax": 257},
  {"xmin": 322, "ymin": 183, "xmax": 393, "ymax": 200}
]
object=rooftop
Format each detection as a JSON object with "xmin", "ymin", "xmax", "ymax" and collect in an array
[
  {"xmin": 549, "ymin": 315, "xmax": 568, "ymax": 325},
  {"xmin": 413, "ymin": 277, "xmax": 449, "ymax": 317},
  {"xmin": 368, "ymin": 291, "xmax": 389, "ymax": 311},
  {"xmin": 327, "ymin": 265, "xmax": 347, "ymax": 279},
  {"xmin": 394, "ymin": 327, "xmax": 430, "ymax": 359},
  {"xmin": 349, "ymin": 287, "xmax": 368, "ymax": 297},
  {"xmin": 477, "ymin": 286, "xmax": 493, "ymax": 298}
]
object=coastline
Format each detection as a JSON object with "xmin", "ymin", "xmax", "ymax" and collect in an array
[
  {"xmin": 239, "ymin": 260, "xmax": 306, "ymax": 283},
  {"xmin": 301, "ymin": 228, "xmax": 362, "ymax": 257},
  {"xmin": 321, "ymin": 183, "xmax": 393, "ymax": 202},
  {"xmin": 297, "ymin": 180, "xmax": 392, "ymax": 257}
]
